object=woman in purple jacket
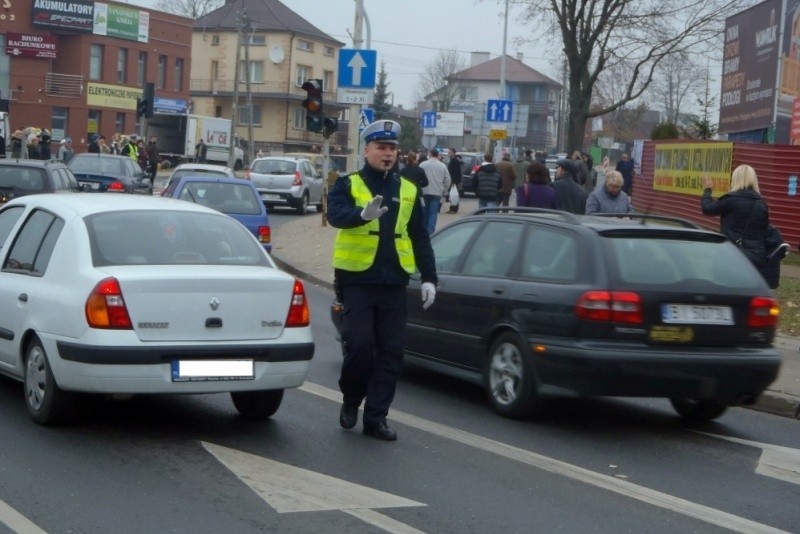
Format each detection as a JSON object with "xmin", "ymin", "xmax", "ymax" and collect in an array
[{"xmin": 515, "ymin": 162, "xmax": 559, "ymax": 209}]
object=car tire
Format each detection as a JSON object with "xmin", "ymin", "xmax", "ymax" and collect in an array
[
  {"xmin": 295, "ymin": 192, "xmax": 309, "ymax": 215},
  {"xmin": 483, "ymin": 331, "xmax": 542, "ymax": 419},
  {"xmin": 231, "ymin": 389, "xmax": 284, "ymax": 419},
  {"xmin": 24, "ymin": 337, "xmax": 74, "ymax": 426},
  {"xmin": 670, "ymin": 398, "xmax": 728, "ymax": 422}
]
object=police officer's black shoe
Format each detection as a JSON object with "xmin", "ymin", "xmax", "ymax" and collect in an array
[
  {"xmin": 339, "ymin": 403, "xmax": 358, "ymax": 429},
  {"xmin": 362, "ymin": 422, "xmax": 397, "ymax": 441}
]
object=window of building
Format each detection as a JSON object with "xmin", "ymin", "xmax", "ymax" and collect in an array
[
  {"xmin": 295, "ymin": 65, "xmax": 311, "ymax": 87},
  {"xmin": 174, "ymin": 58, "xmax": 184, "ymax": 91},
  {"xmin": 459, "ymin": 86, "xmax": 477, "ymax": 101},
  {"xmin": 87, "ymin": 110, "xmax": 101, "ymax": 139},
  {"xmin": 0, "ymin": 36, "xmax": 8, "ymax": 92},
  {"xmin": 90, "ymin": 44, "xmax": 103, "ymax": 80},
  {"xmin": 297, "ymin": 40, "xmax": 313, "ymax": 52},
  {"xmin": 157, "ymin": 55, "xmax": 166, "ymax": 89},
  {"xmin": 117, "ymin": 48, "xmax": 128, "ymax": 84},
  {"xmin": 211, "ymin": 60, "xmax": 219, "ymax": 80},
  {"xmin": 211, "ymin": 35, "xmax": 220, "ymax": 46},
  {"xmin": 115, "ymin": 112, "xmax": 125, "ymax": 135},
  {"xmin": 293, "ymin": 107, "xmax": 305, "ymax": 129},
  {"xmin": 238, "ymin": 104, "xmax": 262, "ymax": 126},
  {"xmin": 51, "ymin": 107, "xmax": 68, "ymax": 141},
  {"xmin": 239, "ymin": 61, "xmax": 264, "ymax": 83},
  {"xmin": 323, "ymin": 70, "xmax": 333, "ymax": 91},
  {"xmin": 136, "ymin": 51, "xmax": 147, "ymax": 86},
  {"xmin": 215, "ymin": 106, "xmax": 222, "ymax": 118},
  {"xmin": 248, "ymin": 35, "xmax": 266, "ymax": 46},
  {"xmin": 323, "ymin": 45, "xmax": 334, "ymax": 57}
]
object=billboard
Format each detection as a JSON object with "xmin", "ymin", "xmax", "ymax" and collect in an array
[
  {"xmin": 5, "ymin": 32, "xmax": 57, "ymax": 59},
  {"xmin": 32, "ymin": 0, "xmax": 94, "ymax": 32},
  {"xmin": 93, "ymin": 3, "xmax": 149, "ymax": 43},
  {"xmin": 653, "ymin": 143, "xmax": 733, "ymax": 196},
  {"xmin": 718, "ymin": 0, "xmax": 781, "ymax": 134}
]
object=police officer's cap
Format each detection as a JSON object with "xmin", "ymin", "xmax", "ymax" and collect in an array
[{"xmin": 361, "ymin": 120, "xmax": 401, "ymax": 145}]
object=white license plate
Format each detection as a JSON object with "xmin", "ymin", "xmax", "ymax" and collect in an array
[
  {"xmin": 80, "ymin": 181, "xmax": 100, "ymax": 190},
  {"xmin": 261, "ymin": 193, "xmax": 281, "ymax": 201},
  {"xmin": 661, "ymin": 304, "xmax": 734, "ymax": 325},
  {"xmin": 171, "ymin": 360, "xmax": 254, "ymax": 382}
]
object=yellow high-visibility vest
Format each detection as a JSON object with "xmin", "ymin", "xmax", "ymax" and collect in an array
[{"xmin": 332, "ymin": 172, "xmax": 417, "ymax": 273}]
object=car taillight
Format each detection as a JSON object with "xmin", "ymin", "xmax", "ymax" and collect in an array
[
  {"xmin": 292, "ymin": 171, "xmax": 302, "ymax": 186},
  {"xmin": 747, "ymin": 296, "xmax": 779, "ymax": 328},
  {"xmin": 258, "ymin": 225, "xmax": 271, "ymax": 244},
  {"xmin": 285, "ymin": 279, "xmax": 310, "ymax": 327},
  {"xmin": 576, "ymin": 291, "xmax": 643, "ymax": 324},
  {"xmin": 85, "ymin": 277, "xmax": 133, "ymax": 329},
  {"xmin": 107, "ymin": 181, "xmax": 126, "ymax": 192}
]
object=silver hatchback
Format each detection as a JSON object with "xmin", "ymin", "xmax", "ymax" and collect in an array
[{"xmin": 249, "ymin": 157, "xmax": 324, "ymax": 215}]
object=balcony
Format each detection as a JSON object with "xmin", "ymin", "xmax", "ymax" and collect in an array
[{"xmin": 45, "ymin": 73, "xmax": 84, "ymax": 98}]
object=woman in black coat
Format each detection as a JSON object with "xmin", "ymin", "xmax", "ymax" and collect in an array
[
  {"xmin": 701, "ymin": 164, "xmax": 770, "ymax": 282},
  {"xmin": 400, "ymin": 151, "xmax": 428, "ymax": 189}
]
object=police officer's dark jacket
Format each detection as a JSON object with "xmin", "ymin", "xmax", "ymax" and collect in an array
[{"xmin": 327, "ymin": 162, "xmax": 437, "ymax": 287}]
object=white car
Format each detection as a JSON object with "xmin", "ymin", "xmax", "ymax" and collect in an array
[
  {"xmin": 164, "ymin": 163, "xmax": 236, "ymax": 191},
  {"xmin": 0, "ymin": 194, "xmax": 313, "ymax": 425}
]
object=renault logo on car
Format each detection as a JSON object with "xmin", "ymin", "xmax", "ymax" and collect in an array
[{"xmin": 209, "ymin": 297, "xmax": 220, "ymax": 310}]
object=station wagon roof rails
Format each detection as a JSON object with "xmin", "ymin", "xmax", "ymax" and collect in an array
[
  {"xmin": 588, "ymin": 213, "xmax": 703, "ymax": 229},
  {"xmin": 474, "ymin": 206, "xmax": 582, "ymax": 224}
]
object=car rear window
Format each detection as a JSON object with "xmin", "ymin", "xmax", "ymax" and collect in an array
[
  {"xmin": 251, "ymin": 159, "xmax": 297, "ymax": 175},
  {"xmin": 178, "ymin": 182, "xmax": 262, "ymax": 215},
  {"xmin": 86, "ymin": 210, "xmax": 269, "ymax": 267},
  {"xmin": 605, "ymin": 235, "xmax": 764, "ymax": 289},
  {"xmin": 70, "ymin": 157, "xmax": 127, "ymax": 176},
  {"xmin": 173, "ymin": 169, "xmax": 229, "ymax": 180},
  {"xmin": 0, "ymin": 167, "xmax": 47, "ymax": 192}
]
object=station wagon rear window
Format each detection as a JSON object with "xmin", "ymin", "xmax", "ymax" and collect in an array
[{"xmin": 250, "ymin": 159, "xmax": 297, "ymax": 175}]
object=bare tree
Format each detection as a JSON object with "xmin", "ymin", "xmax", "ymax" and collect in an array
[
  {"xmin": 156, "ymin": 0, "xmax": 223, "ymax": 19},
  {"xmin": 515, "ymin": 0, "xmax": 754, "ymax": 151},
  {"xmin": 649, "ymin": 52, "xmax": 704, "ymax": 124},
  {"xmin": 414, "ymin": 50, "xmax": 467, "ymax": 112}
]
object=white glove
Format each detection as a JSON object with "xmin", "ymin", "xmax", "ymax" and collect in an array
[
  {"xmin": 421, "ymin": 282, "xmax": 436, "ymax": 310},
  {"xmin": 360, "ymin": 195, "xmax": 388, "ymax": 220}
]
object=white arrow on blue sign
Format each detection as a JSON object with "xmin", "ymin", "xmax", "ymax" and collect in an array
[
  {"xmin": 486, "ymin": 99, "xmax": 513, "ymax": 123},
  {"xmin": 338, "ymin": 49, "xmax": 377, "ymax": 89},
  {"xmin": 421, "ymin": 111, "xmax": 437, "ymax": 129},
  {"xmin": 359, "ymin": 108, "xmax": 374, "ymax": 132}
]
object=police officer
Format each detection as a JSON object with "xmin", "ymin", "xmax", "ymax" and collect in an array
[{"xmin": 327, "ymin": 120, "xmax": 438, "ymax": 441}]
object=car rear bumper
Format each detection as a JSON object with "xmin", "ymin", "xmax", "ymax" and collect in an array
[{"xmin": 531, "ymin": 340, "xmax": 781, "ymax": 403}]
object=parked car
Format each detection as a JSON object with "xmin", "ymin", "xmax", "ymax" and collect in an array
[
  {"xmin": 163, "ymin": 163, "xmax": 235, "ymax": 190},
  {"xmin": 0, "ymin": 193, "xmax": 313, "ymax": 425},
  {"xmin": 68, "ymin": 153, "xmax": 152, "ymax": 194},
  {"xmin": 332, "ymin": 208, "xmax": 781, "ymax": 422},
  {"xmin": 0, "ymin": 159, "xmax": 81, "ymax": 203},
  {"xmin": 162, "ymin": 175, "xmax": 271, "ymax": 252},
  {"xmin": 249, "ymin": 156, "xmax": 324, "ymax": 214},
  {"xmin": 283, "ymin": 152, "xmax": 347, "ymax": 176},
  {"xmin": 457, "ymin": 151, "xmax": 485, "ymax": 196}
]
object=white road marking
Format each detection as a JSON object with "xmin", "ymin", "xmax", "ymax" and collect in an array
[
  {"xmin": 202, "ymin": 441, "xmax": 424, "ymax": 533},
  {"xmin": 695, "ymin": 432, "xmax": 800, "ymax": 486},
  {"xmin": 0, "ymin": 499, "xmax": 46, "ymax": 534},
  {"xmin": 300, "ymin": 382, "xmax": 790, "ymax": 534}
]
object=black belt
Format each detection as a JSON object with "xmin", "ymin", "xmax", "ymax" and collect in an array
[{"xmin": 369, "ymin": 230, "xmax": 401, "ymax": 238}]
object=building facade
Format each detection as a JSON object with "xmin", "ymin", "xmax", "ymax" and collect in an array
[{"xmin": 0, "ymin": 0, "xmax": 191, "ymax": 152}]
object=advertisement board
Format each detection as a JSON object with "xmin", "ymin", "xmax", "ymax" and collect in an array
[
  {"xmin": 93, "ymin": 3, "xmax": 149, "ymax": 43},
  {"xmin": 32, "ymin": 0, "xmax": 94, "ymax": 32},
  {"xmin": 653, "ymin": 143, "xmax": 733, "ymax": 196},
  {"xmin": 5, "ymin": 32, "xmax": 57, "ymax": 59},
  {"xmin": 87, "ymin": 82, "xmax": 142, "ymax": 111}
]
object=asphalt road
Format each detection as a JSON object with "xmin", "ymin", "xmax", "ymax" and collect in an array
[{"xmin": 1, "ymin": 278, "xmax": 799, "ymax": 533}]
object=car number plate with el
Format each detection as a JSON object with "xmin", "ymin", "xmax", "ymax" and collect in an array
[
  {"xmin": 261, "ymin": 193, "xmax": 281, "ymax": 201},
  {"xmin": 171, "ymin": 360, "xmax": 254, "ymax": 382},
  {"xmin": 661, "ymin": 304, "xmax": 733, "ymax": 325}
]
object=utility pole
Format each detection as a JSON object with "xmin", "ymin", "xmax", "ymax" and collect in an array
[
  {"xmin": 346, "ymin": 0, "xmax": 364, "ymax": 173},
  {"xmin": 243, "ymin": 12, "xmax": 254, "ymax": 166},
  {"xmin": 496, "ymin": 0, "xmax": 508, "ymax": 159},
  {"xmin": 227, "ymin": 6, "xmax": 244, "ymax": 169}
]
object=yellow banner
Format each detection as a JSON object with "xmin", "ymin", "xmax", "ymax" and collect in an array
[
  {"xmin": 653, "ymin": 143, "xmax": 733, "ymax": 196},
  {"xmin": 86, "ymin": 82, "xmax": 143, "ymax": 111}
]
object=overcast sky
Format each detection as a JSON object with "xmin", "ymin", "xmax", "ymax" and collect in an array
[{"xmin": 127, "ymin": 0, "xmax": 557, "ymax": 109}]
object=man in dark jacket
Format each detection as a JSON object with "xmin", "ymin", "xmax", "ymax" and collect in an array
[
  {"xmin": 549, "ymin": 159, "xmax": 587, "ymax": 214},
  {"xmin": 146, "ymin": 136, "xmax": 159, "ymax": 185},
  {"xmin": 472, "ymin": 153, "xmax": 501, "ymax": 208},
  {"xmin": 616, "ymin": 153, "xmax": 635, "ymax": 196},
  {"xmin": 446, "ymin": 148, "xmax": 462, "ymax": 213}
]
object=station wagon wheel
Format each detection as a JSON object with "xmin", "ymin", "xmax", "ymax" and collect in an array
[
  {"xmin": 24, "ymin": 337, "xmax": 74, "ymax": 426},
  {"xmin": 484, "ymin": 332, "xmax": 542, "ymax": 419},
  {"xmin": 670, "ymin": 398, "xmax": 728, "ymax": 422},
  {"xmin": 231, "ymin": 389, "xmax": 284, "ymax": 419},
  {"xmin": 295, "ymin": 192, "xmax": 309, "ymax": 215}
]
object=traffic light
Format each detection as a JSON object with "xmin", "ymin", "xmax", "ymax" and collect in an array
[
  {"xmin": 323, "ymin": 116, "xmax": 338, "ymax": 138},
  {"xmin": 301, "ymin": 79, "xmax": 323, "ymax": 133},
  {"xmin": 137, "ymin": 82, "xmax": 155, "ymax": 119}
]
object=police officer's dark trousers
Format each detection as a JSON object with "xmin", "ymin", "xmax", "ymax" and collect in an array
[{"xmin": 339, "ymin": 283, "xmax": 406, "ymax": 426}]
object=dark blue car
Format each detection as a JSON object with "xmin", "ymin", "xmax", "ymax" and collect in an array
[{"xmin": 162, "ymin": 176, "xmax": 271, "ymax": 252}]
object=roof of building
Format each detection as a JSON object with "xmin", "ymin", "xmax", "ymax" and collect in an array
[
  {"xmin": 194, "ymin": 0, "xmax": 344, "ymax": 46},
  {"xmin": 451, "ymin": 55, "xmax": 561, "ymax": 87}
]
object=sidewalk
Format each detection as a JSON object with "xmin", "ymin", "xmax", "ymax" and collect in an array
[{"xmin": 270, "ymin": 197, "xmax": 800, "ymax": 420}]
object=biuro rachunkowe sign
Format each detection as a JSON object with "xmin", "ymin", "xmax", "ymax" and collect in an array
[{"xmin": 32, "ymin": 0, "xmax": 94, "ymax": 32}]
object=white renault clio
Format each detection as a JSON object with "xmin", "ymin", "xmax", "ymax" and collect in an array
[{"xmin": 0, "ymin": 194, "xmax": 314, "ymax": 425}]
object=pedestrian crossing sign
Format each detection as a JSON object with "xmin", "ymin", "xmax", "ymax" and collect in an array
[{"xmin": 359, "ymin": 109, "xmax": 374, "ymax": 132}]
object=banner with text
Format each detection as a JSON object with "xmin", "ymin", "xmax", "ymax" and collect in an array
[
  {"xmin": 32, "ymin": 0, "xmax": 94, "ymax": 32},
  {"xmin": 86, "ymin": 82, "xmax": 143, "ymax": 110},
  {"xmin": 653, "ymin": 143, "xmax": 733, "ymax": 196},
  {"xmin": 93, "ymin": 3, "xmax": 149, "ymax": 43},
  {"xmin": 6, "ymin": 32, "xmax": 57, "ymax": 59}
]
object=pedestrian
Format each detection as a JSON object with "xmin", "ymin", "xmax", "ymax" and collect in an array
[
  {"xmin": 419, "ymin": 148, "xmax": 451, "ymax": 235},
  {"xmin": 98, "ymin": 135, "xmax": 111, "ymax": 154},
  {"xmin": 10, "ymin": 129, "xmax": 23, "ymax": 159},
  {"xmin": 515, "ymin": 162, "xmax": 559, "ymax": 209},
  {"xmin": 549, "ymin": 158, "xmax": 587, "ymax": 215},
  {"xmin": 571, "ymin": 150, "xmax": 589, "ymax": 187},
  {"xmin": 400, "ymin": 150, "xmax": 428, "ymax": 189},
  {"xmin": 327, "ymin": 119, "xmax": 438, "ymax": 441},
  {"xmin": 57, "ymin": 138, "xmax": 74, "ymax": 165},
  {"xmin": 585, "ymin": 170, "xmax": 634, "ymax": 215},
  {"xmin": 513, "ymin": 149, "xmax": 534, "ymax": 188},
  {"xmin": 616, "ymin": 153, "xmax": 635, "ymax": 196},
  {"xmin": 146, "ymin": 136, "xmax": 159, "ymax": 185},
  {"xmin": 39, "ymin": 128, "xmax": 52, "ymax": 160},
  {"xmin": 110, "ymin": 132, "xmax": 122, "ymax": 155},
  {"xmin": 88, "ymin": 133, "xmax": 101, "ymax": 154},
  {"xmin": 27, "ymin": 133, "xmax": 41, "ymax": 160},
  {"xmin": 701, "ymin": 164, "xmax": 772, "ymax": 285},
  {"xmin": 583, "ymin": 152, "xmax": 597, "ymax": 195},
  {"xmin": 472, "ymin": 153, "xmax": 502, "ymax": 208},
  {"xmin": 495, "ymin": 151, "xmax": 516, "ymax": 206},
  {"xmin": 119, "ymin": 135, "xmax": 136, "ymax": 161},
  {"xmin": 256, "ymin": 148, "xmax": 265, "ymax": 159},
  {"xmin": 136, "ymin": 139, "xmax": 148, "ymax": 171},
  {"xmin": 446, "ymin": 148, "xmax": 462, "ymax": 213},
  {"xmin": 195, "ymin": 138, "xmax": 208, "ymax": 163}
]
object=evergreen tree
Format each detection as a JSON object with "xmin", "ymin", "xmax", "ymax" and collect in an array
[
  {"xmin": 397, "ymin": 117, "xmax": 421, "ymax": 153},
  {"xmin": 373, "ymin": 63, "xmax": 393, "ymax": 121},
  {"xmin": 687, "ymin": 69, "xmax": 718, "ymax": 140}
]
